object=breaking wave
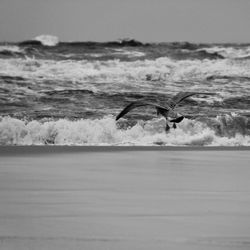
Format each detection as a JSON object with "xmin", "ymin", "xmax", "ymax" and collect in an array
[
  {"xmin": 197, "ymin": 46, "xmax": 250, "ymax": 59},
  {"xmin": 0, "ymin": 115, "xmax": 249, "ymax": 146},
  {"xmin": 0, "ymin": 45, "xmax": 25, "ymax": 58},
  {"xmin": 34, "ymin": 35, "xmax": 59, "ymax": 46},
  {"xmin": 0, "ymin": 56, "xmax": 249, "ymax": 84},
  {"xmin": 0, "ymin": 45, "xmax": 23, "ymax": 53}
]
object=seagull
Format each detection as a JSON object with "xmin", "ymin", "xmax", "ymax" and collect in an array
[{"xmin": 116, "ymin": 92, "xmax": 214, "ymax": 131}]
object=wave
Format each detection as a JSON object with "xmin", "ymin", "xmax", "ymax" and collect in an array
[
  {"xmin": 34, "ymin": 35, "xmax": 59, "ymax": 46},
  {"xmin": 0, "ymin": 56, "xmax": 249, "ymax": 86},
  {"xmin": 18, "ymin": 40, "xmax": 43, "ymax": 46},
  {"xmin": 177, "ymin": 50, "xmax": 224, "ymax": 60},
  {"xmin": 197, "ymin": 46, "xmax": 250, "ymax": 59},
  {"xmin": 0, "ymin": 45, "xmax": 23, "ymax": 53},
  {"xmin": 17, "ymin": 38, "xmax": 145, "ymax": 49},
  {"xmin": 8, "ymin": 39, "xmax": 250, "ymax": 60},
  {"xmin": 8, "ymin": 40, "xmax": 250, "ymax": 62},
  {"xmin": 0, "ymin": 115, "xmax": 249, "ymax": 146},
  {"xmin": 58, "ymin": 38, "xmax": 146, "ymax": 48},
  {"xmin": 111, "ymin": 48, "xmax": 145, "ymax": 58},
  {"xmin": 163, "ymin": 42, "xmax": 202, "ymax": 50},
  {"xmin": 0, "ymin": 45, "xmax": 25, "ymax": 58},
  {"xmin": 18, "ymin": 35, "xmax": 59, "ymax": 47}
]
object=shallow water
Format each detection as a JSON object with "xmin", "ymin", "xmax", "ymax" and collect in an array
[{"xmin": 0, "ymin": 149, "xmax": 250, "ymax": 250}]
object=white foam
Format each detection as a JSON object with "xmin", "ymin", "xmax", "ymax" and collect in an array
[
  {"xmin": 0, "ymin": 45, "xmax": 23, "ymax": 53},
  {"xmin": 34, "ymin": 35, "xmax": 59, "ymax": 46},
  {"xmin": 0, "ymin": 56, "xmax": 249, "ymax": 97},
  {"xmin": 0, "ymin": 116, "xmax": 249, "ymax": 146},
  {"xmin": 89, "ymin": 53, "xmax": 105, "ymax": 58},
  {"xmin": 1, "ymin": 57, "xmax": 249, "ymax": 83},
  {"xmin": 112, "ymin": 49, "xmax": 145, "ymax": 58}
]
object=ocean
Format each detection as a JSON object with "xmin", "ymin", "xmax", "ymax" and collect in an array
[{"xmin": 0, "ymin": 35, "xmax": 249, "ymax": 146}]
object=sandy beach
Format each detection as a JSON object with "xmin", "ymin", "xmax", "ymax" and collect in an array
[{"xmin": 0, "ymin": 147, "xmax": 250, "ymax": 250}]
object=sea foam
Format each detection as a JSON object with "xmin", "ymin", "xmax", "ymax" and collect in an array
[
  {"xmin": 0, "ymin": 56, "xmax": 249, "ymax": 99},
  {"xmin": 0, "ymin": 116, "xmax": 249, "ymax": 146},
  {"xmin": 0, "ymin": 56, "xmax": 249, "ymax": 83}
]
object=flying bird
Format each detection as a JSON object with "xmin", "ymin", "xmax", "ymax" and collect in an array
[{"xmin": 116, "ymin": 92, "xmax": 214, "ymax": 131}]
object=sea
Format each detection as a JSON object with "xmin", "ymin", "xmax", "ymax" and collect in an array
[{"xmin": 0, "ymin": 35, "xmax": 249, "ymax": 146}]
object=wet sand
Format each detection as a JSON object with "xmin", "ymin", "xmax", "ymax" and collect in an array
[{"xmin": 0, "ymin": 147, "xmax": 250, "ymax": 250}]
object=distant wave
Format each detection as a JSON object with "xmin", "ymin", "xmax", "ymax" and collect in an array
[
  {"xmin": 6, "ymin": 39, "xmax": 250, "ymax": 61},
  {"xmin": 196, "ymin": 46, "xmax": 250, "ymax": 59},
  {"xmin": 59, "ymin": 38, "xmax": 146, "ymax": 47},
  {"xmin": 0, "ymin": 45, "xmax": 23, "ymax": 53},
  {"xmin": 0, "ymin": 45, "xmax": 25, "ymax": 58},
  {"xmin": 0, "ymin": 115, "xmax": 249, "ymax": 146},
  {"xmin": 17, "ymin": 37, "xmax": 145, "ymax": 48},
  {"xmin": 18, "ymin": 40, "xmax": 43, "ymax": 46},
  {"xmin": 18, "ymin": 35, "xmax": 59, "ymax": 47},
  {"xmin": 34, "ymin": 35, "xmax": 59, "ymax": 46}
]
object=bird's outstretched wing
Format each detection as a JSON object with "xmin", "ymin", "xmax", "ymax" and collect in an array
[
  {"xmin": 169, "ymin": 92, "xmax": 215, "ymax": 108},
  {"xmin": 116, "ymin": 101, "xmax": 171, "ymax": 121}
]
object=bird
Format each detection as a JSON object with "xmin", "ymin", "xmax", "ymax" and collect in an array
[{"xmin": 116, "ymin": 92, "xmax": 214, "ymax": 132}]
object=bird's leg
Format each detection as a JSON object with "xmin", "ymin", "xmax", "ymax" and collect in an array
[
  {"xmin": 172, "ymin": 123, "xmax": 177, "ymax": 129},
  {"xmin": 165, "ymin": 121, "xmax": 170, "ymax": 132}
]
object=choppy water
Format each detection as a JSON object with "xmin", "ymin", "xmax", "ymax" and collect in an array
[{"xmin": 0, "ymin": 35, "xmax": 249, "ymax": 146}]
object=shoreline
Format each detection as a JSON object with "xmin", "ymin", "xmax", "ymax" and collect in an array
[{"xmin": 0, "ymin": 145, "xmax": 250, "ymax": 155}]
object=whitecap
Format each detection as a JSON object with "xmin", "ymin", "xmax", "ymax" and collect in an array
[
  {"xmin": 34, "ymin": 35, "xmax": 59, "ymax": 46},
  {"xmin": 0, "ymin": 116, "xmax": 249, "ymax": 146},
  {"xmin": 0, "ymin": 56, "xmax": 249, "ymax": 98}
]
